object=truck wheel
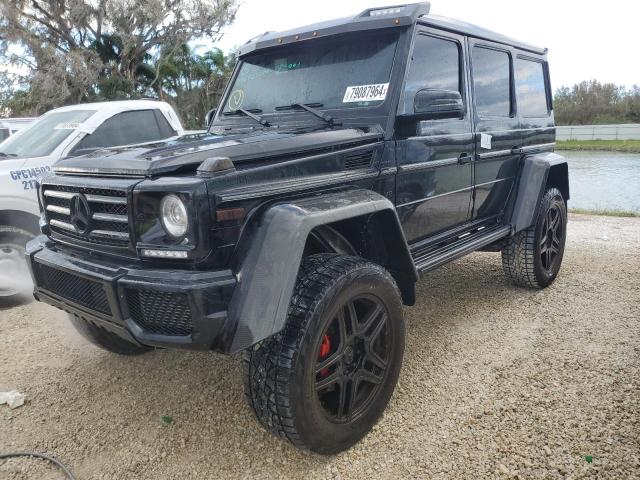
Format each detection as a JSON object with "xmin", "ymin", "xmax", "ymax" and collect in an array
[
  {"xmin": 0, "ymin": 225, "xmax": 34, "ymax": 306},
  {"xmin": 243, "ymin": 254, "xmax": 405, "ymax": 454},
  {"xmin": 68, "ymin": 314, "xmax": 151, "ymax": 355},
  {"xmin": 502, "ymin": 187, "xmax": 567, "ymax": 288}
]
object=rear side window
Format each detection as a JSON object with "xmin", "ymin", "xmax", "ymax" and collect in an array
[
  {"xmin": 516, "ymin": 58, "xmax": 549, "ymax": 116},
  {"xmin": 472, "ymin": 47, "xmax": 512, "ymax": 117},
  {"xmin": 404, "ymin": 34, "xmax": 461, "ymax": 110},
  {"xmin": 73, "ymin": 110, "xmax": 176, "ymax": 151}
]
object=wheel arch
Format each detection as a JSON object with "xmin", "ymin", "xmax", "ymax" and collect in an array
[
  {"xmin": 509, "ymin": 152, "xmax": 569, "ymax": 234},
  {"xmin": 546, "ymin": 162, "xmax": 569, "ymax": 202},
  {"xmin": 306, "ymin": 211, "xmax": 417, "ymax": 306},
  {"xmin": 226, "ymin": 189, "xmax": 417, "ymax": 353},
  {"xmin": 0, "ymin": 209, "xmax": 40, "ymax": 236}
]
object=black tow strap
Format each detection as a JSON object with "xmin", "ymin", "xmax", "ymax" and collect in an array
[{"xmin": 0, "ymin": 452, "xmax": 76, "ymax": 479}]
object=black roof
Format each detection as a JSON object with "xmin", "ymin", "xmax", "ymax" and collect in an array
[
  {"xmin": 420, "ymin": 14, "xmax": 546, "ymax": 54},
  {"xmin": 238, "ymin": 2, "xmax": 546, "ymax": 57}
]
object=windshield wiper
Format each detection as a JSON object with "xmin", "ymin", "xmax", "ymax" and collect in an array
[
  {"xmin": 222, "ymin": 108, "xmax": 271, "ymax": 127},
  {"xmin": 0, "ymin": 152, "xmax": 17, "ymax": 158},
  {"xmin": 275, "ymin": 103, "xmax": 342, "ymax": 127}
]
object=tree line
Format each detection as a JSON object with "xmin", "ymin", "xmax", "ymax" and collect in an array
[
  {"xmin": 0, "ymin": 0, "xmax": 238, "ymax": 128},
  {"xmin": 0, "ymin": 3, "xmax": 638, "ymax": 128},
  {"xmin": 554, "ymin": 80, "xmax": 640, "ymax": 126}
]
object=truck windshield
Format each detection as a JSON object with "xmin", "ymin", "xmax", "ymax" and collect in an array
[
  {"xmin": 222, "ymin": 31, "xmax": 399, "ymax": 116},
  {"xmin": 0, "ymin": 109, "xmax": 96, "ymax": 158}
]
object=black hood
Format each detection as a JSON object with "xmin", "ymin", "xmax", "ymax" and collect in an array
[{"xmin": 54, "ymin": 127, "xmax": 383, "ymax": 177}]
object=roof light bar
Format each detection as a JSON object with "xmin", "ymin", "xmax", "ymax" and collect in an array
[
  {"xmin": 238, "ymin": 2, "xmax": 431, "ymax": 57},
  {"xmin": 369, "ymin": 7, "xmax": 404, "ymax": 16}
]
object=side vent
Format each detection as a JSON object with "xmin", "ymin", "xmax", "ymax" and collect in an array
[{"xmin": 344, "ymin": 151, "xmax": 374, "ymax": 170}]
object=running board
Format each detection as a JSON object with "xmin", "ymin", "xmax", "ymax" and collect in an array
[{"xmin": 414, "ymin": 225, "xmax": 511, "ymax": 275}]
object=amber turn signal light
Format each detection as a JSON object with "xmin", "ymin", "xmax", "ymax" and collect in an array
[{"xmin": 216, "ymin": 207, "xmax": 245, "ymax": 222}]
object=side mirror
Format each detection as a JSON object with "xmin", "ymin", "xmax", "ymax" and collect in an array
[
  {"xmin": 414, "ymin": 89, "xmax": 464, "ymax": 119},
  {"xmin": 204, "ymin": 108, "xmax": 217, "ymax": 128}
]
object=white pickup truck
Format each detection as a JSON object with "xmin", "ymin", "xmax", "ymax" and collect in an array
[{"xmin": 0, "ymin": 100, "xmax": 186, "ymax": 303}]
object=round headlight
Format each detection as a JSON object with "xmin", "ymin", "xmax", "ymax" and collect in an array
[{"xmin": 160, "ymin": 194, "xmax": 188, "ymax": 238}]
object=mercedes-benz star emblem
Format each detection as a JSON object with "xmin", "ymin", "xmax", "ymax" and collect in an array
[{"xmin": 69, "ymin": 193, "xmax": 92, "ymax": 235}]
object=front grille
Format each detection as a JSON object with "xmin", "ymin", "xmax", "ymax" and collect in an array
[
  {"xmin": 43, "ymin": 185, "xmax": 130, "ymax": 247},
  {"xmin": 35, "ymin": 263, "xmax": 111, "ymax": 315},
  {"xmin": 125, "ymin": 288, "xmax": 193, "ymax": 336}
]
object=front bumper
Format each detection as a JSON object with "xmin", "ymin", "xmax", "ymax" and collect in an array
[{"xmin": 26, "ymin": 236, "xmax": 236, "ymax": 352}]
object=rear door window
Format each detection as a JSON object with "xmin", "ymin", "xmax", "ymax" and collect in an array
[
  {"xmin": 515, "ymin": 58, "xmax": 549, "ymax": 117},
  {"xmin": 73, "ymin": 109, "xmax": 177, "ymax": 151},
  {"xmin": 472, "ymin": 46, "xmax": 512, "ymax": 117}
]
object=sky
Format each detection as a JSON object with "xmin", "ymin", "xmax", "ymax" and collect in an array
[{"xmin": 206, "ymin": 0, "xmax": 639, "ymax": 90}]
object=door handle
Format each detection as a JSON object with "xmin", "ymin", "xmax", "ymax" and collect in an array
[
  {"xmin": 458, "ymin": 153, "xmax": 473, "ymax": 165},
  {"xmin": 511, "ymin": 146, "xmax": 523, "ymax": 155}
]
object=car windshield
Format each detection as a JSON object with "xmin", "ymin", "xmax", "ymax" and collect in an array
[
  {"xmin": 221, "ymin": 31, "xmax": 399, "ymax": 116},
  {"xmin": 0, "ymin": 109, "xmax": 96, "ymax": 158}
]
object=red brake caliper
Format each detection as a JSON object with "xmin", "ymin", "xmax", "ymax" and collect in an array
[{"xmin": 318, "ymin": 334, "xmax": 331, "ymax": 378}]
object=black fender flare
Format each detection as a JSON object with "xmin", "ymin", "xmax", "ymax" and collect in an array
[
  {"xmin": 226, "ymin": 188, "xmax": 417, "ymax": 353},
  {"xmin": 510, "ymin": 152, "xmax": 569, "ymax": 233}
]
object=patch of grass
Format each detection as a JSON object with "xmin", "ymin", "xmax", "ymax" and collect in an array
[
  {"xmin": 556, "ymin": 140, "xmax": 640, "ymax": 153},
  {"xmin": 569, "ymin": 208, "xmax": 639, "ymax": 217}
]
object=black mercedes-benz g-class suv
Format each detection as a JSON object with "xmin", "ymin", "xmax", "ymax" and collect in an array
[{"xmin": 27, "ymin": 3, "xmax": 568, "ymax": 454}]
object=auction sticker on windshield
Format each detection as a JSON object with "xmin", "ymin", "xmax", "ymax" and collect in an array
[{"xmin": 343, "ymin": 83, "xmax": 389, "ymax": 103}]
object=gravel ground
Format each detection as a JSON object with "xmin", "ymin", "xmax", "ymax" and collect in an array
[{"xmin": 1, "ymin": 214, "xmax": 638, "ymax": 479}]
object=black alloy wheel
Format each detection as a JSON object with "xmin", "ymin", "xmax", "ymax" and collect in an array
[
  {"xmin": 539, "ymin": 203, "xmax": 564, "ymax": 274},
  {"xmin": 502, "ymin": 187, "xmax": 567, "ymax": 288},
  {"xmin": 314, "ymin": 295, "xmax": 391, "ymax": 423},
  {"xmin": 243, "ymin": 254, "xmax": 405, "ymax": 454}
]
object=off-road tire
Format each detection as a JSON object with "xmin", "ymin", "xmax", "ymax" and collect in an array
[
  {"xmin": 502, "ymin": 187, "xmax": 567, "ymax": 288},
  {"xmin": 243, "ymin": 254, "xmax": 405, "ymax": 454},
  {"xmin": 69, "ymin": 314, "xmax": 152, "ymax": 355},
  {"xmin": 0, "ymin": 225, "xmax": 35, "ymax": 307}
]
